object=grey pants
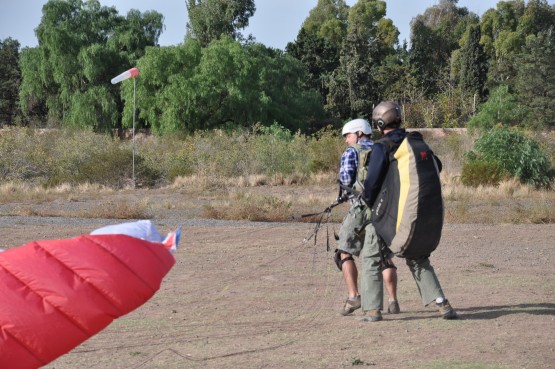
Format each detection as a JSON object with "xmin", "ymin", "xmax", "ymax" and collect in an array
[{"xmin": 361, "ymin": 222, "xmax": 445, "ymax": 311}]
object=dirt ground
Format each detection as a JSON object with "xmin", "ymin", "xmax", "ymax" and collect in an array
[{"xmin": 1, "ymin": 188, "xmax": 554, "ymax": 369}]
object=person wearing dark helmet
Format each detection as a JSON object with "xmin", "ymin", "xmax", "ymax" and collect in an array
[
  {"xmin": 336, "ymin": 118, "xmax": 400, "ymax": 317},
  {"xmin": 360, "ymin": 101, "xmax": 457, "ymax": 322}
]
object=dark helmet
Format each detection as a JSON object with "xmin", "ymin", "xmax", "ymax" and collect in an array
[{"xmin": 372, "ymin": 101, "xmax": 402, "ymax": 130}]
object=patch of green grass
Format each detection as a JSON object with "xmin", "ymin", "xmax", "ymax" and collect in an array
[{"xmin": 351, "ymin": 357, "xmax": 375, "ymax": 366}]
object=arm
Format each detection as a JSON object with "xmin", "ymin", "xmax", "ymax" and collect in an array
[
  {"xmin": 362, "ymin": 143, "xmax": 389, "ymax": 208},
  {"xmin": 339, "ymin": 146, "xmax": 358, "ymax": 187},
  {"xmin": 433, "ymin": 153, "xmax": 443, "ymax": 173}
]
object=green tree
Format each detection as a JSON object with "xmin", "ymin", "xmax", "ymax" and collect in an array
[
  {"xmin": 326, "ymin": 0, "xmax": 397, "ymax": 119},
  {"xmin": 19, "ymin": 0, "xmax": 163, "ymax": 131},
  {"xmin": 0, "ymin": 38, "xmax": 21, "ymax": 125},
  {"xmin": 515, "ymin": 27, "xmax": 555, "ymax": 129},
  {"xmin": 186, "ymin": 0, "xmax": 256, "ymax": 47},
  {"xmin": 480, "ymin": 0, "xmax": 555, "ymax": 90},
  {"xmin": 127, "ymin": 38, "xmax": 323, "ymax": 134},
  {"xmin": 376, "ymin": 42, "xmax": 416, "ymax": 103},
  {"xmin": 301, "ymin": 0, "xmax": 349, "ymax": 46},
  {"xmin": 458, "ymin": 24, "xmax": 488, "ymax": 99},
  {"xmin": 286, "ymin": 28, "xmax": 339, "ymax": 115},
  {"xmin": 468, "ymin": 85, "xmax": 526, "ymax": 130},
  {"xmin": 410, "ymin": 0, "xmax": 476, "ymax": 96},
  {"xmin": 286, "ymin": 0, "xmax": 349, "ymax": 121}
]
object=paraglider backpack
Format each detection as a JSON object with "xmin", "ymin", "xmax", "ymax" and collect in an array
[
  {"xmin": 370, "ymin": 131, "xmax": 444, "ymax": 259},
  {"xmin": 349, "ymin": 143, "xmax": 372, "ymax": 192}
]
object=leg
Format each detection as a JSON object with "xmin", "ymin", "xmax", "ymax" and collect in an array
[
  {"xmin": 405, "ymin": 256, "xmax": 457, "ymax": 319},
  {"xmin": 336, "ymin": 201, "xmax": 366, "ymax": 315},
  {"xmin": 360, "ymin": 224, "xmax": 383, "ymax": 317},
  {"xmin": 382, "ymin": 254, "xmax": 401, "ymax": 314},
  {"xmin": 340, "ymin": 253, "xmax": 358, "ymax": 298},
  {"xmin": 338, "ymin": 252, "xmax": 361, "ymax": 316},
  {"xmin": 382, "ymin": 260, "xmax": 398, "ymax": 303},
  {"xmin": 405, "ymin": 256, "xmax": 444, "ymax": 306}
]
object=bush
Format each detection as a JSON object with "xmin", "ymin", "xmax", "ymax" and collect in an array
[
  {"xmin": 465, "ymin": 128, "xmax": 552, "ymax": 188},
  {"xmin": 0, "ymin": 126, "xmax": 347, "ymax": 188},
  {"xmin": 461, "ymin": 160, "xmax": 503, "ymax": 187},
  {"xmin": 468, "ymin": 85, "xmax": 526, "ymax": 131},
  {"xmin": 307, "ymin": 126, "xmax": 343, "ymax": 173}
]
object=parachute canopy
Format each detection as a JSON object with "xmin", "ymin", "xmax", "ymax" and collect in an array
[{"xmin": 0, "ymin": 222, "xmax": 177, "ymax": 369}]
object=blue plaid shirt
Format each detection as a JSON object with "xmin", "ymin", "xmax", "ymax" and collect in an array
[{"xmin": 339, "ymin": 138, "xmax": 373, "ymax": 187}]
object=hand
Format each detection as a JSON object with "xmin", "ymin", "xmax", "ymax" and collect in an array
[{"xmin": 336, "ymin": 195, "xmax": 348, "ymax": 204}]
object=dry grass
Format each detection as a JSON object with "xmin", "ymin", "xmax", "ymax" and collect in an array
[
  {"xmin": 0, "ymin": 175, "xmax": 553, "ymax": 224},
  {"xmin": 80, "ymin": 201, "xmax": 153, "ymax": 219},
  {"xmin": 442, "ymin": 177, "xmax": 555, "ymax": 224},
  {"xmin": 169, "ymin": 172, "xmax": 323, "ymax": 191},
  {"xmin": 202, "ymin": 190, "xmax": 293, "ymax": 222},
  {"xmin": 0, "ymin": 182, "xmax": 114, "ymax": 204}
]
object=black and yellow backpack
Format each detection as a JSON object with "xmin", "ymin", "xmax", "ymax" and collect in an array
[{"xmin": 370, "ymin": 131, "xmax": 444, "ymax": 259}]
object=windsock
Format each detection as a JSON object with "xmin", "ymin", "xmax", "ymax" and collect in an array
[{"xmin": 111, "ymin": 67, "xmax": 140, "ymax": 84}]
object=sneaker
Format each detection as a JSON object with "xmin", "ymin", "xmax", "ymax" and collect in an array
[
  {"xmin": 340, "ymin": 295, "xmax": 361, "ymax": 316},
  {"xmin": 436, "ymin": 299, "xmax": 457, "ymax": 319},
  {"xmin": 361, "ymin": 309, "xmax": 383, "ymax": 322},
  {"xmin": 387, "ymin": 300, "xmax": 400, "ymax": 314}
]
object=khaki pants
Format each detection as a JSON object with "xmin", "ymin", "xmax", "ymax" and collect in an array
[{"xmin": 361, "ymin": 221, "xmax": 445, "ymax": 311}]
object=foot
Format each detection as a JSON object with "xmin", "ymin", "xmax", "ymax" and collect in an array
[
  {"xmin": 387, "ymin": 300, "xmax": 400, "ymax": 314},
  {"xmin": 340, "ymin": 295, "xmax": 361, "ymax": 316},
  {"xmin": 361, "ymin": 309, "xmax": 383, "ymax": 322},
  {"xmin": 436, "ymin": 299, "xmax": 457, "ymax": 319}
]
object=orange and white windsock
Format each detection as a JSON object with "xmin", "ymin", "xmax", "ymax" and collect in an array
[{"xmin": 111, "ymin": 67, "xmax": 140, "ymax": 84}]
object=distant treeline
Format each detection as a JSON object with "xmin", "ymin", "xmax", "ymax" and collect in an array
[{"xmin": 1, "ymin": 0, "xmax": 554, "ymax": 133}]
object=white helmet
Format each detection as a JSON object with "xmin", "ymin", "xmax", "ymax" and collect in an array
[{"xmin": 341, "ymin": 118, "xmax": 372, "ymax": 136}]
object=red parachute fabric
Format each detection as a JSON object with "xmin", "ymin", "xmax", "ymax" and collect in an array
[{"xmin": 0, "ymin": 234, "xmax": 175, "ymax": 369}]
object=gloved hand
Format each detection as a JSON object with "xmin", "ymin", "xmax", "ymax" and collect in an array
[{"xmin": 336, "ymin": 194, "xmax": 349, "ymax": 204}]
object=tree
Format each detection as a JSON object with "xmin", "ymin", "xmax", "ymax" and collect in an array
[
  {"xmin": 0, "ymin": 38, "xmax": 21, "ymax": 125},
  {"xmin": 409, "ymin": 0, "xmax": 477, "ymax": 96},
  {"xmin": 458, "ymin": 24, "xmax": 488, "ymax": 99},
  {"xmin": 19, "ymin": 0, "xmax": 163, "ymax": 131},
  {"xmin": 301, "ymin": 0, "xmax": 349, "ymax": 46},
  {"xmin": 326, "ymin": 0, "xmax": 397, "ymax": 119},
  {"xmin": 468, "ymin": 85, "xmax": 526, "ymax": 130},
  {"xmin": 126, "ymin": 38, "xmax": 323, "ymax": 134},
  {"xmin": 480, "ymin": 0, "xmax": 555, "ymax": 90},
  {"xmin": 286, "ymin": 0, "xmax": 348, "ymax": 119},
  {"xmin": 515, "ymin": 27, "xmax": 555, "ymax": 129},
  {"xmin": 286, "ymin": 28, "xmax": 339, "ymax": 111},
  {"xmin": 375, "ymin": 42, "xmax": 419, "ymax": 107},
  {"xmin": 186, "ymin": 0, "xmax": 255, "ymax": 47}
]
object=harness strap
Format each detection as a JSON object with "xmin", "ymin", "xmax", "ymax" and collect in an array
[{"xmin": 334, "ymin": 249, "xmax": 354, "ymax": 271}]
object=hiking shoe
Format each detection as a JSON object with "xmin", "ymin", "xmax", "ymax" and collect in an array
[
  {"xmin": 437, "ymin": 299, "xmax": 457, "ymax": 319},
  {"xmin": 387, "ymin": 300, "xmax": 400, "ymax": 314},
  {"xmin": 340, "ymin": 295, "xmax": 361, "ymax": 316},
  {"xmin": 361, "ymin": 309, "xmax": 383, "ymax": 322}
]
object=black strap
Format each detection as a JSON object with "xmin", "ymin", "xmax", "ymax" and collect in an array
[
  {"xmin": 334, "ymin": 249, "xmax": 354, "ymax": 271},
  {"xmin": 379, "ymin": 247, "xmax": 397, "ymax": 270}
]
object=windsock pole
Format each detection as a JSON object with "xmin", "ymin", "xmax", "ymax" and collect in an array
[{"xmin": 111, "ymin": 67, "xmax": 140, "ymax": 188}]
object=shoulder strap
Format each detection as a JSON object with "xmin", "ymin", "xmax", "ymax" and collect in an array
[
  {"xmin": 376, "ymin": 136, "xmax": 401, "ymax": 158},
  {"xmin": 348, "ymin": 143, "xmax": 361, "ymax": 151}
]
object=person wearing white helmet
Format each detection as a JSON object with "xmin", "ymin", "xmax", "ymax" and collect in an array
[{"xmin": 335, "ymin": 118, "xmax": 399, "ymax": 317}]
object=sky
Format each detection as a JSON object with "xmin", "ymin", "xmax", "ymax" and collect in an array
[{"xmin": 1, "ymin": 1, "xmax": 553, "ymax": 50}]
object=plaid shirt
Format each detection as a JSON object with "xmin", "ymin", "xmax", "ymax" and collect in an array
[{"xmin": 339, "ymin": 138, "xmax": 373, "ymax": 187}]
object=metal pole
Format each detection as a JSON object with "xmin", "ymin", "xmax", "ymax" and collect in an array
[{"xmin": 132, "ymin": 77, "xmax": 136, "ymax": 188}]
